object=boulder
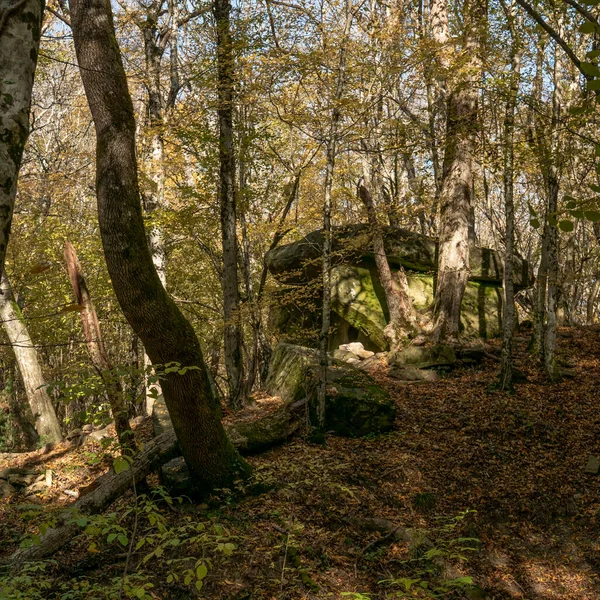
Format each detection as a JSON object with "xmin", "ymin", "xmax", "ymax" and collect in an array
[
  {"xmin": 389, "ymin": 366, "xmax": 440, "ymax": 382},
  {"xmin": 266, "ymin": 343, "xmax": 396, "ymax": 437},
  {"xmin": 265, "ymin": 224, "xmax": 534, "ymax": 288},
  {"xmin": 339, "ymin": 342, "xmax": 374, "ymax": 359},
  {"xmin": 272, "ymin": 265, "xmax": 505, "ymax": 352},
  {"xmin": 0, "ymin": 480, "xmax": 15, "ymax": 498},
  {"xmin": 392, "ymin": 345, "xmax": 456, "ymax": 369},
  {"xmin": 332, "ymin": 349, "xmax": 361, "ymax": 362},
  {"xmin": 331, "ymin": 266, "xmax": 389, "ymax": 350}
]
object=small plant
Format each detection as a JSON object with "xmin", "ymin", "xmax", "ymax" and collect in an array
[
  {"xmin": 379, "ymin": 510, "xmax": 480, "ymax": 598},
  {"xmin": 7, "ymin": 486, "xmax": 238, "ymax": 598},
  {"xmin": 412, "ymin": 492, "xmax": 437, "ymax": 513}
]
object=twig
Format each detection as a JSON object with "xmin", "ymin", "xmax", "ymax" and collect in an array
[{"xmin": 280, "ymin": 532, "xmax": 290, "ymax": 593}]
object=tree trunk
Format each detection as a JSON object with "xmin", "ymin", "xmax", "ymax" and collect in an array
[
  {"xmin": 358, "ymin": 185, "xmax": 417, "ymax": 349},
  {"xmin": 0, "ymin": 0, "xmax": 44, "ymax": 279},
  {"xmin": 69, "ymin": 0, "xmax": 251, "ymax": 494},
  {"xmin": 499, "ymin": 5, "xmax": 521, "ymax": 392},
  {"xmin": 530, "ymin": 35, "xmax": 563, "ymax": 380},
  {"xmin": 586, "ymin": 278, "xmax": 600, "ymax": 324},
  {"xmin": 64, "ymin": 241, "xmax": 133, "ymax": 451},
  {"xmin": 430, "ymin": 0, "xmax": 485, "ymax": 342},
  {"xmin": 543, "ymin": 175, "xmax": 559, "ymax": 379},
  {"xmin": 317, "ymin": 0, "xmax": 353, "ymax": 438},
  {"xmin": 138, "ymin": 1, "xmax": 170, "ymax": 417},
  {"xmin": 0, "ymin": 273, "xmax": 62, "ymax": 442},
  {"xmin": 214, "ymin": 0, "xmax": 245, "ymax": 410}
]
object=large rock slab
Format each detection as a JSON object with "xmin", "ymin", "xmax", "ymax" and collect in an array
[
  {"xmin": 393, "ymin": 344, "xmax": 456, "ymax": 369},
  {"xmin": 266, "ymin": 224, "xmax": 533, "ymax": 288},
  {"xmin": 266, "ymin": 343, "xmax": 396, "ymax": 437},
  {"xmin": 331, "ymin": 265, "xmax": 389, "ymax": 350}
]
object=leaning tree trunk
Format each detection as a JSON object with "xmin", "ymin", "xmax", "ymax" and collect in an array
[
  {"xmin": 214, "ymin": 0, "xmax": 245, "ymax": 411},
  {"xmin": 0, "ymin": 0, "xmax": 44, "ymax": 281},
  {"xmin": 0, "ymin": 273, "xmax": 62, "ymax": 442},
  {"xmin": 359, "ymin": 185, "xmax": 417, "ymax": 349},
  {"xmin": 64, "ymin": 241, "xmax": 133, "ymax": 451},
  {"xmin": 431, "ymin": 0, "xmax": 485, "ymax": 342},
  {"xmin": 69, "ymin": 0, "xmax": 251, "ymax": 493},
  {"xmin": 499, "ymin": 5, "xmax": 521, "ymax": 392}
]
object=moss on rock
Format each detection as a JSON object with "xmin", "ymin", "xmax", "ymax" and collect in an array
[{"xmin": 266, "ymin": 343, "xmax": 396, "ymax": 437}]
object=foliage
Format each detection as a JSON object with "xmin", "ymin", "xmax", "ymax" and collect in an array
[
  {"xmin": 379, "ymin": 511, "xmax": 480, "ymax": 599},
  {"xmin": 2, "ymin": 487, "xmax": 237, "ymax": 599}
]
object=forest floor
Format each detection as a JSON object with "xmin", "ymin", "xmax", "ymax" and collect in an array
[{"xmin": 1, "ymin": 326, "xmax": 600, "ymax": 599}]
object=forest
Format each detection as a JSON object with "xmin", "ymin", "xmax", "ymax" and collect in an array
[{"xmin": 1, "ymin": 0, "xmax": 600, "ymax": 597}]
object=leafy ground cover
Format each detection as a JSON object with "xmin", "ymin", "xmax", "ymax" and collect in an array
[{"xmin": 1, "ymin": 327, "xmax": 599, "ymax": 599}]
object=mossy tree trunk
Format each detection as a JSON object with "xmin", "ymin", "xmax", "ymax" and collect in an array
[
  {"xmin": 70, "ymin": 0, "xmax": 251, "ymax": 493},
  {"xmin": 0, "ymin": 0, "xmax": 44, "ymax": 280},
  {"xmin": 431, "ymin": 0, "xmax": 485, "ymax": 342}
]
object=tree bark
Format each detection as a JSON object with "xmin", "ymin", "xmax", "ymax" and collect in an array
[
  {"xmin": 214, "ymin": 0, "xmax": 245, "ymax": 411},
  {"xmin": 0, "ymin": 0, "xmax": 44, "ymax": 280},
  {"xmin": 64, "ymin": 241, "xmax": 133, "ymax": 451},
  {"xmin": 317, "ymin": 0, "xmax": 352, "ymax": 438},
  {"xmin": 499, "ymin": 2, "xmax": 521, "ymax": 392},
  {"xmin": 586, "ymin": 278, "xmax": 600, "ymax": 324},
  {"xmin": 431, "ymin": 0, "xmax": 485, "ymax": 342},
  {"xmin": 138, "ymin": 1, "xmax": 170, "ymax": 417},
  {"xmin": 358, "ymin": 184, "xmax": 417, "ymax": 349},
  {"xmin": 0, "ymin": 273, "xmax": 62, "ymax": 443},
  {"xmin": 69, "ymin": 0, "xmax": 251, "ymax": 493}
]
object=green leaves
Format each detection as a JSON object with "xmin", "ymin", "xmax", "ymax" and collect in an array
[
  {"xmin": 587, "ymin": 80, "xmax": 600, "ymax": 92},
  {"xmin": 558, "ymin": 220, "xmax": 574, "ymax": 232},
  {"xmin": 113, "ymin": 456, "xmax": 131, "ymax": 474},
  {"xmin": 579, "ymin": 21, "xmax": 598, "ymax": 34},
  {"xmin": 580, "ymin": 61, "xmax": 600, "ymax": 77},
  {"xmin": 196, "ymin": 563, "xmax": 208, "ymax": 579}
]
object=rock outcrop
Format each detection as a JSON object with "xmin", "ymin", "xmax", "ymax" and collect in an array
[
  {"xmin": 267, "ymin": 225, "xmax": 534, "ymax": 348},
  {"xmin": 265, "ymin": 343, "xmax": 396, "ymax": 438}
]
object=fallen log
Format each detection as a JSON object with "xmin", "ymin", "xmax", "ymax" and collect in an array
[
  {"xmin": 10, "ymin": 431, "xmax": 180, "ymax": 568},
  {"xmin": 9, "ymin": 404, "xmax": 303, "ymax": 567}
]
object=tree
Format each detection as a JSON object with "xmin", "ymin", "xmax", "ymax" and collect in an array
[
  {"xmin": 317, "ymin": 0, "xmax": 353, "ymax": 438},
  {"xmin": 0, "ymin": 0, "xmax": 45, "ymax": 284},
  {"xmin": 64, "ymin": 241, "xmax": 133, "ymax": 451},
  {"xmin": 214, "ymin": 0, "xmax": 245, "ymax": 410},
  {"xmin": 498, "ymin": 0, "xmax": 522, "ymax": 391},
  {"xmin": 430, "ymin": 0, "xmax": 486, "ymax": 342},
  {"xmin": 358, "ymin": 184, "xmax": 418, "ymax": 348},
  {"xmin": 69, "ymin": 0, "xmax": 251, "ymax": 492},
  {"xmin": 0, "ymin": 271, "xmax": 62, "ymax": 442}
]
